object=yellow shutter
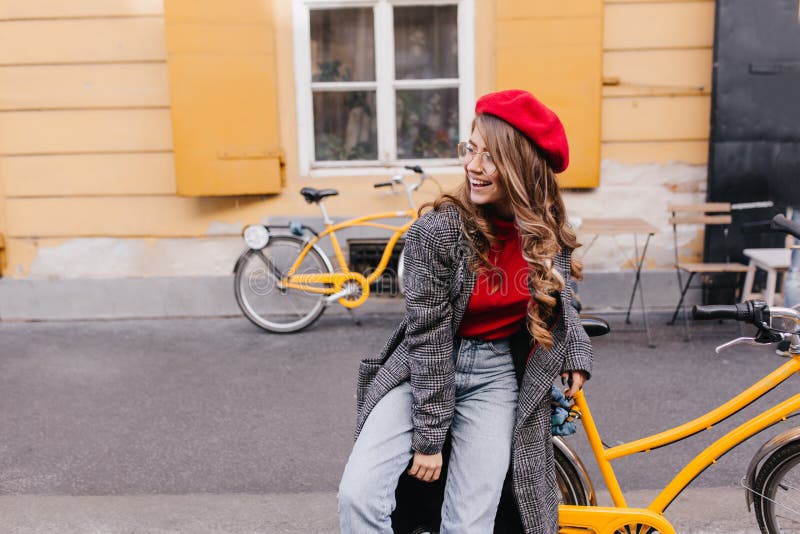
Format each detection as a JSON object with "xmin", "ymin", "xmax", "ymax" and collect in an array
[
  {"xmin": 495, "ymin": 0, "xmax": 603, "ymax": 188},
  {"xmin": 164, "ymin": 0, "xmax": 284, "ymax": 196}
]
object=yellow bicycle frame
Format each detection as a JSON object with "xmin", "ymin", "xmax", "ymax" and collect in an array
[
  {"xmin": 559, "ymin": 353, "xmax": 800, "ymax": 533},
  {"xmin": 278, "ymin": 209, "xmax": 417, "ymax": 307}
]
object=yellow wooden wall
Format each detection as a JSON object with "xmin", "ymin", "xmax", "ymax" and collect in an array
[
  {"xmin": 601, "ymin": 0, "xmax": 714, "ymax": 165},
  {"xmin": 0, "ymin": 0, "xmax": 715, "ymax": 278},
  {"xmin": 492, "ymin": 0, "xmax": 713, "ymax": 180},
  {"xmin": 495, "ymin": 0, "xmax": 604, "ymax": 188},
  {"xmin": 0, "ymin": 0, "xmax": 328, "ymax": 277},
  {"xmin": 1, "ymin": 1, "xmax": 172, "ymax": 276}
]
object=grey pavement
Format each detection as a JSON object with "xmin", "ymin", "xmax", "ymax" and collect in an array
[
  {"xmin": 0, "ymin": 488, "xmax": 758, "ymax": 534},
  {"xmin": 0, "ymin": 305, "xmax": 794, "ymax": 532}
]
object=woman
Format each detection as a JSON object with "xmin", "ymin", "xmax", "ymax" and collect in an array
[{"xmin": 338, "ymin": 89, "xmax": 594, "ymax": 534}]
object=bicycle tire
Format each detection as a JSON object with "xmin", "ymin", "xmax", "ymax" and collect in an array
[
  {"xmin": 555, "ymin": 445, "xmax": 590, "ymax": 506},
  {"xmin": 753, "ymin": 439, "xmax": 800, "ymax": 533},
  {"xmin": 234, "ymin": 235, "xmax": 332, "ymax": 333}
]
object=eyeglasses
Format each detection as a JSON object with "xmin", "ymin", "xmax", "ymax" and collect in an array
[{"xmin": 457, "ymin": 142, "xmax": 497, "ymax": 176}]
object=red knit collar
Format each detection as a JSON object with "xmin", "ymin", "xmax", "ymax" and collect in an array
[{"xmin": 490, "ymin": 215, "xmax": 518, "ymax": 241}]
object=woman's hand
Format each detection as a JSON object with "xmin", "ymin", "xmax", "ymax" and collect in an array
[
  {"xmin": 408, "ymin": 451, "xmax": 443, "ymax": 482},
  {"xmin": 561, "ymin": 370, "xmax": 588, "ymax": 399}
]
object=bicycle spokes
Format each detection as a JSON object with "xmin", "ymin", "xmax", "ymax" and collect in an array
[
  {"xmin": 234, "ymin": 236, "xmax": 331, "ymax": 333},
  {"xmin": 253, "ymin": 249, "xmax": 286, "ymax": 287},
  {"xmin": 614, "ymin": 525, "xmax": 661, "ymax": 534}
]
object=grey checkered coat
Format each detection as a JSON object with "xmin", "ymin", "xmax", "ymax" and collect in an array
[{"xmin": 354, "ymin": 204, "xmax": 594, "ymax": 534}]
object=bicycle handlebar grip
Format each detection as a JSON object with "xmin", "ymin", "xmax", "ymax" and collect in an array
[
  {"xmin": 692, "ymin": 301, "xmax": 769, "ymax": 324},
  {"xmin": 692, "ymin": 304, "xmax": 739, "ymax": 321},
  {"xmin": 373, "ymin": 181, "xmax": 394, "ymax": 188},
  {"xmin": 772, "ymin": 214, "xmax": 800, "ymax": 240}
]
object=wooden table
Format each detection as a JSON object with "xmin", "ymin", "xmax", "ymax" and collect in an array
[
  {"xmin": 741, "ymin": 248, "xmax": 792, "ymax": 306},
  {"xmin": 578, "ymin": 218, "xmax": 660, "ymax": 347}
]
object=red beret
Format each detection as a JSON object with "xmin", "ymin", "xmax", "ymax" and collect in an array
[{"xmin": 475, "ymin": 89, "xmax": 569, "ymax": 173}]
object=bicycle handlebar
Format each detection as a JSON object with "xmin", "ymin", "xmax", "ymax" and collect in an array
[
  {"xmin": 692, "ymin": 302, "xmax": 765, "ymax": 322},
  {"xmin": 373, "ymin": 167, "xmax": 428, "ymax": 193},
  {"xmin": 694, "ymin": 301, "xmax": 800, "ymax": 352},
  {"xmin": 772, "ymin": 214, "xmax": 800, "ymax": 240},
  {"xmin": 693, "ymin": 300, "xmax": 800, "ymax": 329}
]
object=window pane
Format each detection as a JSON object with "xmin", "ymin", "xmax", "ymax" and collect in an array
[
  {"xmin": 314, "ymin": 91, "xmax": 377, "ymax": 161},
  {"xmin": 311, "ymin": 8, "xmax": 375, "ymax": 82},
  {"xmin": 394, "ymin": 5, "xmax": 458, "ymax": 80},
  {"xmin": 396, "ymin": 88, "xmax": 459, "ymax": 159}
]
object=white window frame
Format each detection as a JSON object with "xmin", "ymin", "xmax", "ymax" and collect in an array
[{"xmin": 293, "ymin": 0, "xmax": 475, "ymax": 176}]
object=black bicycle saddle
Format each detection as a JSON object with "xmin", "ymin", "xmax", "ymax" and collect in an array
[
  {"xmin": 580, "ymin": 315, "xmax": 610, "ymax": 338},
  {"xmin": 300, "ymin": 187, "xmax": 339, "ymax": 204}
]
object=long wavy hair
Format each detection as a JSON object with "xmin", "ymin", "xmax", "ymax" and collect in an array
[{"xmin": 421, "ymin": 113, "xmax": 582, "ymax": 349}]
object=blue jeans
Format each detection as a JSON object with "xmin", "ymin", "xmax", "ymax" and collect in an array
[{"xmin": 338, "ymin": 337, "xmax": 519, "ymax": 533}]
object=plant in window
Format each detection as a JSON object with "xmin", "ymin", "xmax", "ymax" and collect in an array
[
  {"xmin": 397, "ymin": 90, "xmax": 458, "ymax": 159},
  {"xmin": 314, "ymin": 60, "xmax": 352, "ymax": 83}
]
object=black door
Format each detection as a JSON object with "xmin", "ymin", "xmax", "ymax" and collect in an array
[{"xmin": 706, "ymin": 0, "xmax": 800, "ymax": 300}]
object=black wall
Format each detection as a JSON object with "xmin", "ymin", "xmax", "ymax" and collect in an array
[{"xmin": 706, "ymin": 0, "xmax": 800, "ymax": 299}]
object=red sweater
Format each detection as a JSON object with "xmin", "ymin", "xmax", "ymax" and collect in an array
[{"xmin": 457, "ymin": 216, "xmax": 532, "ymax": 340}]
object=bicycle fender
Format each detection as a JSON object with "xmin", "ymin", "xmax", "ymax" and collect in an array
[
  {"xmin": 232, "ymin": 239, "xmax": 335, "ymax": 275},
  {"xmin": 744, "ymin": 426, "xmax": 800, "ymax": 511},
  {"xmin": 553, "ymin": 436, "xmax": 597, "ymax": 506},
  {"xmin": 233, "ymin": 248, "xmax": 251, "ymax": 274}
]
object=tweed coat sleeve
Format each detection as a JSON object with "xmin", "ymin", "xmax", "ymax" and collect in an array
[
  {"xmin": 557, "ymin": 249, "xmax": 593, "ymax": 379},
  {"xmin": 561, "ymin": 292, "xmax": 594, "ymax": 378},
  {"xmin": 402, "ymin": 207, "xmax": 462, "ymax": 455}
]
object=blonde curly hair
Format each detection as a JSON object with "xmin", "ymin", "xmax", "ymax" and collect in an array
[{"xmin": 422, "ymin": 113, "xmax": 582, "ymax": 349}]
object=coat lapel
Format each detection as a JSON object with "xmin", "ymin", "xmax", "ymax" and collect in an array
[{"xmin": 449, "ymin": 257, "xmax": 477, "ymax": 336}]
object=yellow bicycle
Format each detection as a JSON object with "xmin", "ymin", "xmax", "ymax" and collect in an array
[
  {"xmin": 233, "ymin": 165, "xmax": 433, "ymax": 333},
  {"xmin": 555, "ymin": 212, "xmax": 800, "ymax": 534},
  {"xmin": 558, "ymin": 301, "xmax": 800, "ymax": 533}
]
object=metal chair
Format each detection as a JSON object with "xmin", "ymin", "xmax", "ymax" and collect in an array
[{"xmin": 668, "ymin": 203, "xmax": 749, "ymax": 340}]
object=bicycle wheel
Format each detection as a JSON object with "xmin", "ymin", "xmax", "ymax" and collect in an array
[
  {"xmin": 554, "ymin": 445, "xmax": 590, "ymax": 506},
  {"xmin": 234, "ymin": 235, "xmax": 332, "ymax": 333},
  {"xmin": 754, "ymin": 440, "xmax": 800, "ymax": 533}
]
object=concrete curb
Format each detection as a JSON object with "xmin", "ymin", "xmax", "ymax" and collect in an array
[{"xmin": 0, "ymin": 271, "xmax": 696, "ymax": 321}]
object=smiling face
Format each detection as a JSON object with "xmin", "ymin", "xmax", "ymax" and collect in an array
[{"xmin": 464, "ymin": 127, "xmax": 512, "ymax": 218}]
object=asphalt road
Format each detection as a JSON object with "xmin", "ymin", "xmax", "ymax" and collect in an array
[{"xmin": 1, "ymin": 307, "xmax": 795, "ymax": 532}]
